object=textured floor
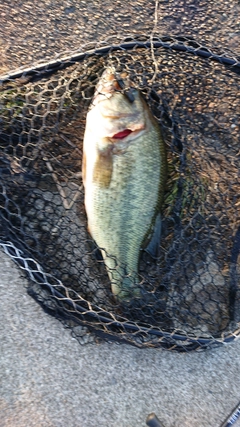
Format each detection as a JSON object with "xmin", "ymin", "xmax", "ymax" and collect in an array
[
  {"xmin": 0, "ymin": 1, "xmax": 240, "ymax": 426},
  {"xmin": 0, "ymin": 0, "xmax": 239, "ymax": 74},
  {"xmin": 1, "ymin": 249, "xmax": 240, "ymax": 427}
]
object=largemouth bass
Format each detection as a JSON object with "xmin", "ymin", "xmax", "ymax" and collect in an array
[{"xmin": 82, "ymin": 68, "xmax": 167, "ymax": 301}]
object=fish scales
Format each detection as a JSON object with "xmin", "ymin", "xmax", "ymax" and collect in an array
[{"xmin": 83, "ymin": 68, "xmax": 167, "ymax": 300}]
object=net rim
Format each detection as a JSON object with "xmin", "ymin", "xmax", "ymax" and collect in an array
[
  {"xmin": 0, "ymin": 34, "xmax": 240, "ymax": 84},
  {"xmin": 1, "ymin": 241, "xmax": 239, "ymax": 351},
  {"xmin": 1, "ymin": 35, "xmax": 239, "ymax": 351}
]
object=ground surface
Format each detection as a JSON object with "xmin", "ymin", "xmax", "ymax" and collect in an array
[{"xmin": 0, "ymin": 1, "xmax": 240, "ymax": 427}]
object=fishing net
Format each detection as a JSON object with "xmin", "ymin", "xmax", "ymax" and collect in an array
[{"xmin": 0, "ymin": 34, "xmax": 239, "ymax": 351}]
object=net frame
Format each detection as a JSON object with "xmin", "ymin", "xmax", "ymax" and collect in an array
[{"xmin": 0, "ymin": 34, "xmax": 239, "ymax": 351}]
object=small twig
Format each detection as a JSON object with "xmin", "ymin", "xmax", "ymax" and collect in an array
[
  {"xmin": 221, "ymin": 402, "xmax": 240, "ymax": 427},
  {"xmin": 45, "ymin": 160, "xmax": 82, "ymax": 210},
  {"xmin": 59, "ymin": 133, "xmax": 82, "ymax": 155}
]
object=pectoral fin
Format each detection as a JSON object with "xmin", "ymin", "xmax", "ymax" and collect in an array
[
  {"xmin": 93, "ymin": 149, "xmax": 113, "ymax": 188},
  {"xmin": 144, "ymin": 213, "xmax": 162, "ymax": 259}
]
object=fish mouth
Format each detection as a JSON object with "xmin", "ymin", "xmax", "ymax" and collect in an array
[{"xmin": 97, "ymin": 69, "xmax": 134, "ymax": 97}]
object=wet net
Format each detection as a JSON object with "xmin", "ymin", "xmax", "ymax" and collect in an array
[{"xmin": 0, "ymin": 35, "xmax": 239, "ymax": 351}]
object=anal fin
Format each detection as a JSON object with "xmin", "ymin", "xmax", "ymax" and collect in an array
[{"xmin": 145, "ymin": 213, "xmax": 162, "ymax": 259}]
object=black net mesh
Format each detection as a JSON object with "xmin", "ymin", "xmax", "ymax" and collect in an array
[{"xmin": 0, "ymin": 35, "xmax": 239, "ymax": 351}]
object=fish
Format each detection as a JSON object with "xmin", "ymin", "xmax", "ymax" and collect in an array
[{"xmin": 82, "ymin": 68, "xmax": 167, "ymax": 301}]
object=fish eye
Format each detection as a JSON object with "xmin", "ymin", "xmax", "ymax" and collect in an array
[
  {"xmin": 120, "ymin": 71, "xmax": 128, "ymax": 79},
  {"xmin": 114, "ymin": 78, "xmax": 125, "ymax": 91},
  {"xmin": 124, "ymin": 89, "xmax": 136, "ymax": 104}
]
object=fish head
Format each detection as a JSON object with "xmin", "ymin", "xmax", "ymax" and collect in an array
[
  {"xmin": 83, "ymin": 68, "xmax": 160, "ymax": 188},
  {"xmin": 87, "ymin": 68, "xmax": 150, "ymax": 145}
]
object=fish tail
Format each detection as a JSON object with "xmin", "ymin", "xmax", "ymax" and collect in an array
[
  {"xmin": 109, "ymin": 271, "xmax": 140, "ymax": 301},
  {"xmin": 103, "ymin": 254, "xmax": 140, "ymax": 300}
]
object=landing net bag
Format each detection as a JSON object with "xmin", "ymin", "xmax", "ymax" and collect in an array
[{"xmin": 0, "ymin": 35, "xmax": 239, "ymax": 351}]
